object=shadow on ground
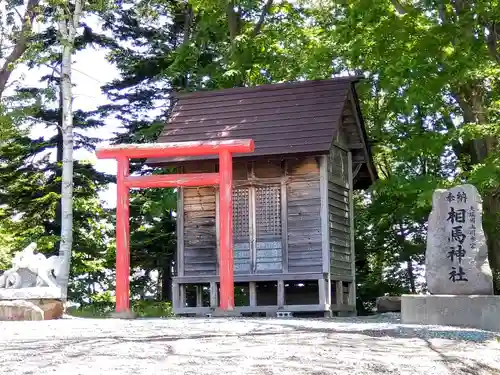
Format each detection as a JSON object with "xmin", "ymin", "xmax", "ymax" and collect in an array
[{"xmin": 2, "ymin": 319, "xmax": 500, "ymax": 375}]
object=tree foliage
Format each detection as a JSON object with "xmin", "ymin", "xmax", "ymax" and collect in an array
[
  {"xmin": 0, "ymin": 1, "xmax": 115, "ymax": 302},
  {"xmin": 0, "ymin": 0, "xmax": 499, "ymax": 311},
  {"xmin": 309, "ymin": 0, "xmax": 500, "ymax": 294}
]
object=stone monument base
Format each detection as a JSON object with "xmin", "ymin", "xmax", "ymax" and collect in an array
[
  {"xmin": 402, "ymin": 294, "xmax": 500, "ymax": 332},
  {"xmin": 376, "ymin": 296, "xmax": 401, "ymax": 313}
]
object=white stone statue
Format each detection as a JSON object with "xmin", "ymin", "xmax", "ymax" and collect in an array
[{"xmin": 0, "ymin": 243, "xmax": 63, "ymax": 289}]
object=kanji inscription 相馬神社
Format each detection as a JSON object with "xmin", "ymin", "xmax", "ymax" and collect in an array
[{"xmin": 425, "ymin": 184, "xmax": 493, "ymax": 295}]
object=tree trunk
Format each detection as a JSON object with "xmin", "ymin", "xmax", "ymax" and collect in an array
[
  {"xmin": 225, "ymin": 0, "xmax": 273, "ymax": 87},
  {"xmin": 406, "ymin": 258, "xmax": 416, "ymax": 293},
  {"xmin": 53, "ymin": 86, "xmax": 64, "ymax": 256},
  {"xmin": 57, "ymin": 34, "xmax": 74, "ymax": 299},
  {"xmin": 453, "ymin": 84, "xmax": 500, "ymax": 293},
  {"xmin": 226, "ymin": 2, "xmax": 241, "ymax": 41},
  {"xmin": 55, "ymin": 0, "xmax": 83, "ymax": 300},
  {"xmin": 482, "ymin": 193, "xmax": 500, "ymax": 293},
  {"xmin": 161, "ymin": 260, "xmax": 172, "ymax": 301}
]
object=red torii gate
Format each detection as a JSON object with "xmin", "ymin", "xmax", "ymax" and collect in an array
[{"xmin": 96, "ymin": 139, "xmax": 255, "ymax": 313}]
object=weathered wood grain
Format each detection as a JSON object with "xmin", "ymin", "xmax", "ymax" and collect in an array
[
  {"xmin": 327, "ymin": 145, "xmax": 355, "ymax": 283},
  {"xmin": 286, "ymin": 163, "xmax": 323, "ymax": 273},
  {"xmin": 183, "ymin": 185, "xmax": 217, "ymax": 276},
  {"xmin": 254, "ymin": 160, "xmax": 282, "ymax": 178},
  {"xmin": 177, "ymin": 153, "xmax": 350, "ymax": 289},
  {"xmin": 347, "ymin": 149, "xmax": 356, "ymax": 309}
]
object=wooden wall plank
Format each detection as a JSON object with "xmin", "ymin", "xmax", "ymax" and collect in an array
[
  {"xmin": 215, "ymin": 189, "xmax": 220, "ymax": 274},
  {"xmin": 177, "ymin": 184, "xmax": 185, "ymax": 277},
  {"xmin": 172, "ymin": 282, "xmax": 180, "ymax": 309},
  {"xmin": 320, "ymin": 155, "xmax": 330, "ymax": 274},
  {"xmin": 249, "ymin": 282, "xmax": 257, "ymax": 306},
  {"xmin": 287, "ymin": 157, "xmax": 320, "ymax": 175},
  {"xmin": 348, "ymin": 150, "xmax": 357, "ymax": 311},
  {"xmin": 210, "ymin": 281, "xmax": 218, "ymax": 308},
  {"xmin": 180, "ymin": 285, "xmax": 186, "ymax": 308},
  {"xmin": 286, "ymin": 161, "xmax": 322, "ymax": 272},
  {"xmin": 335, "ymin": 280, "xmax": 343, "ymax": 306},
  {"xmin": 233, "ymin": 161, "xmax": 249, "ymax": 180},
  {"xmin": 281, "ymin": 165, "xmax": 289, "ymax": 273},
  {"xmin": 183, "ymin": 184, "xmax": 217, "ymax": 276},
  {"xmin": 196, "ymin": 286, "xmax": 203, "ymax": 307},
  {"xmin": 254, "ymin": 159, "xmax": 282, "ymax": 178},
  {"xmin": 328, "ymin": 145, "xmax": 355, "ymax": 283},
  {"xmin": 277, "ymin": 280, "xmax": 285, "ymax": 307},
  {"xmin": 318, "ymin": 278, "xmax": 327, "ymax": 305}
]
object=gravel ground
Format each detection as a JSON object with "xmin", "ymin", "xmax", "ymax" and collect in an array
[{"xmin": 1, "ymin": 314, "xmax": 500, "ymax": 375}]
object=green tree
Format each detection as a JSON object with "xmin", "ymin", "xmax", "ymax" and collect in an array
[
  {"xmin": 97, "ymin": 0, "xmax": 309, "ymax": 300},
  {"xmin": 0, "ymin": 84, "xmax": 114, "ymax": 298},
  {"xmin": 0, "ymin": 0, "xmax": 42, "ymax": 98},
  {"xmin": 96, "ymin": 0, "xmax": 386, "ymax": 306},
  {"xmin": 0, "ymin": 7, "xmax": 115, "ymax": 300},
  {"xmin": 95, "ymin": 0, "xmax": 500, "ymax": 307},
  {"xmin": 301, "ymin": 0, "xmax": 500, "ymax": 292}
]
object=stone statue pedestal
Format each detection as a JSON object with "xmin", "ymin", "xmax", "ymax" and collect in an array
[
  {"xmin": 401, "ymin": 295, "xmax": 500, "ymax": 332},
  {"xmin": 0, "ymin": 286, "xmax": 62, "ymax": 300},
  {"xmin": 0, "ymin": 243, "xmax": 66, "ymax": 320},
  {"xmin": 0, "ymin": 288, "xmax": 65, "ymax": 320}
]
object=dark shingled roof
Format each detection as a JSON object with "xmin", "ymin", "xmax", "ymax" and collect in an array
[{"xmin": 148, "ymin": 77, "xmax": 377, "ymax": 188}]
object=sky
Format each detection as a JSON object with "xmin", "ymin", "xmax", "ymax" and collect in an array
[{"xmin": 6, "ymin": 13, "xmax": 122, "ymax": 208}]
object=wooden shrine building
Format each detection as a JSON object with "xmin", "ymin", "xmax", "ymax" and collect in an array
[{"xmin": 147, "ymin": 77, "xmax": 377, "ymax": 316}]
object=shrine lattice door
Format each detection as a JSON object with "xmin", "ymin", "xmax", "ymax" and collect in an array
[{"xmin": 230, "ymin": 184, "xmax": 283, "ymax": 274}]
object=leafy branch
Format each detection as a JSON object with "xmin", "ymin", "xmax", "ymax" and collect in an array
[{"xmin": 0, "ymin": 0, "xmax": 41, "ymax": 99}]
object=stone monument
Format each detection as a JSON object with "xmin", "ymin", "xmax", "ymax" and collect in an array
[
  {"xmin": 402, "ymin": 184, "xmax": 500, "ymax": 332},
  {"xmin": 0, "ymin": 242, "xmax": 65, "ymax": 320},
  {"xmin": 425, "ymin": 184, "xmax": 493, "ymax": 295}
]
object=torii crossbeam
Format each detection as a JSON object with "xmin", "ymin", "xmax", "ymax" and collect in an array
[{"xmin": 96, "ymin": 139, "xmax": 255, "ymax": 313}]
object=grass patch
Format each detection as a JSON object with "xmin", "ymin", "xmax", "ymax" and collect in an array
[{"xmin": 69, "ymin": 300, "xmax": 174, "ymax": 319}]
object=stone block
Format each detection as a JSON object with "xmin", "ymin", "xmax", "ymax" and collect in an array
[
  {"xmin": 376, "ymin": 296, "xmax": 401, "ymax": 313},
  {"xmin": 0, "ymin": 300, "xmax": 44, "ymax": 321},
  {"xmin": 109, "ymin": 310, "xmax": 137, "ymax": 319},
  {"xmin": 32, "ymin": 299, "xmax": 64, "ymax": 320},
  {"xmin": 211, "ymin": 308, "xmax": 242, "ymax": 317},
  {"xmin": 401, "ymin": 294, "xmax": 500, "ymax": 332}
]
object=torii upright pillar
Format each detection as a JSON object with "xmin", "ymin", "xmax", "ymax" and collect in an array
[{"xmin": 96, "ymin": 139, "xmax": 254, "ymax": 313}]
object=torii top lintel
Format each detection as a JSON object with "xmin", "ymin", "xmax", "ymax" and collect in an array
[{"xmin": 95, "ymin": 139, "xmax": 255, "ymax": 160}]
